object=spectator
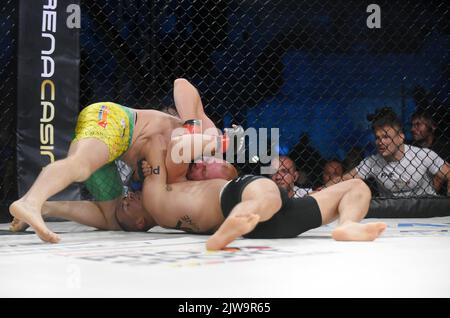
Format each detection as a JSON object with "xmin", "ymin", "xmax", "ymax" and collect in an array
[
  {"xmin": 289, "ymin": 133, "xmax": 325, "ymax": 188},
  {"xmin": 322, "ymin": 159, "xmax": 344, "ymax": 184},
  {"xmin": 296, "ymin": 168, "xmax": 312, "ymax": 188},
  {"xmin": 411, "ymin": 110, "xmax": 450, "ymax": 195},
  {"xmin": 270, "ymin": 156, "xmax": 312, "ymax": 198},
  {"xmin": 327, "ymin": 107, "xmax": 450, "ymax": 197},
  {"xmin": 411, "ymin": 110, "xmax": 450, "ymax": 162}
]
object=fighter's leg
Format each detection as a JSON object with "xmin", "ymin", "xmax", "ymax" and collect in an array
[
  {"xmin": 9, "ymin": 138, "xmax": 109, "ymax": 243},
  {"xmin": 11, "ymin": 199, "xmax": 120, "ymax": 232},
  {"xmin": 206, "ymin": 178, "xmax": 282, "ymax": 250},
  {"xmin": 19, "ymin": 138, "xmax": 108, "ymax": 206},
  {"xmin": 310, "ymin": 179, "xmax": 386, "ymax": 241},
  {"xmin": 43, "ymin": 200, "xmax": 120, "ymax": 230}
]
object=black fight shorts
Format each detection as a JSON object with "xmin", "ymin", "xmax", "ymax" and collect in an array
[{"xmin": 220, "ymin": 175, "xmax": 322, "ymax": 238}]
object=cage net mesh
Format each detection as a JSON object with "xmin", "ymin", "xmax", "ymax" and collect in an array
[
  {"xmin": 0, "ymin": 0, "xmax": 17, "ymax": 220},
  {"xmin": 79, "ymin": 0, "xmax": 449, "ymax": 199}
]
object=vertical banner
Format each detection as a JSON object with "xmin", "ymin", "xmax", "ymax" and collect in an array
[{"xmin": 17, "ymin": 0, "xmax": 81, "ymax": 199}]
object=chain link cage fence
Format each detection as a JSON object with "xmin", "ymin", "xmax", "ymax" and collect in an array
[
  {"xmin": 1, "ymin": 1, "xmax": 449, "ymax": 221},
  {"xmin": 79, "ymin": 0, "xmax": 449, "ymax": 199}
]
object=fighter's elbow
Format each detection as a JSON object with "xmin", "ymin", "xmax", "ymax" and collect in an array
[{"xmin": 174, "ymin": 78, "xmax": 190, "ymax": 87}]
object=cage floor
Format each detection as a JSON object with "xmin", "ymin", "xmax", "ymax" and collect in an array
[{"xmin": 1, "ymin": 217, "xmax": 449, "ymax": 298}]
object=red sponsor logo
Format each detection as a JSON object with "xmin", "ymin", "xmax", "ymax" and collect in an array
[{"xmin": 97, "ymin": 105, "xmax": 109, "ymax": 128}]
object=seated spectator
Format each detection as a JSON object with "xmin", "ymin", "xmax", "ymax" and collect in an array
[
  {"xmin": 411, "ymin": 110, "xmax": 450, "ymax": 162},
  {"xmin": 322, "ymin": 159, "xmax": 344, "ymax": 184},
  {"xmin": 340, "ymin": 147, "xmax": 382, "ymax": 194},
  {"xmin": 296, "ymin": 167, "xmax": 312, "ymax": 188},
  {"xmin": 411, "ymin": 110, "xmax": 450, "ymax": 195},
  {"xmin": 289, "ymin": 133, "xmax": 325, "ymax": 188},
  {"xmin": 270, "ymin": 156, "xmax": 312, "ymax": 198},
  {"xmin": 326, "ymin": 107, "xmax": 450, "ymax": 197}
]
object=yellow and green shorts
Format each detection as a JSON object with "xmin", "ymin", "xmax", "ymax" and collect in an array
[{"xmin": 73, "ymin": 102, "xmax": 135, "ymax": 201}]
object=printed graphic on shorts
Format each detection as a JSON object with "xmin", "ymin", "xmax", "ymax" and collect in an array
[{"xmin": 97, "ymin": 105, "xmax": 109, "ymax": 128}]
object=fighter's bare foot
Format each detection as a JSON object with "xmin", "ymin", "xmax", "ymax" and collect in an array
[
  {"xmin": 9, "ymin": 200, "xmax": 60, "ymax": 243},
  {"xmin": 332, "ymin": 221, "xmax": 387, "ymax": 241},
  {"xmin": 206, "ymin": 213, "xmax": 260, "ymax": 250},
  {"xmin": 9, "ymin": 217, "xmax": 29, "ymax": 232}
]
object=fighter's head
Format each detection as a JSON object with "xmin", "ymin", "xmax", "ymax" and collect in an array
[
  {"xmin": 187, "ymin": 157, "xmax": 238, "ymax": 181},
  {"xmin": 114, "ymin": 191, "xmax": 155, "ymax": 232},
  {"xmin": 270, "ymin": 156, "xmax": 298, "ymax": 191}
]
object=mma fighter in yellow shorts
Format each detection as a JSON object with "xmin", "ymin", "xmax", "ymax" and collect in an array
[{"xmin": 9, "ymin": 78, "xmax": 234, "ymax": 243}]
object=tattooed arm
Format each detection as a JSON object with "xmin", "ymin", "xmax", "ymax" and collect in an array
[{"xmin": 141, "ymin": 135, "xmax": 168, "ymax": 212}]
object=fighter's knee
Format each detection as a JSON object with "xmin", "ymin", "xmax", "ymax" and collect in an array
[
  {"xmin": 352, "ymin": 179, "xmax": 371, "ymax": 197},
  {"xmin": 354, "ymin": 178, "xmax": 370, "ymax": 190},
  {"xmin": 347, "ymin": 178, "xmax": 365, "ymax": 188},
  {"xmin": 77, "ymin": 165, "xmax": 93, "ymax": 182}
]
